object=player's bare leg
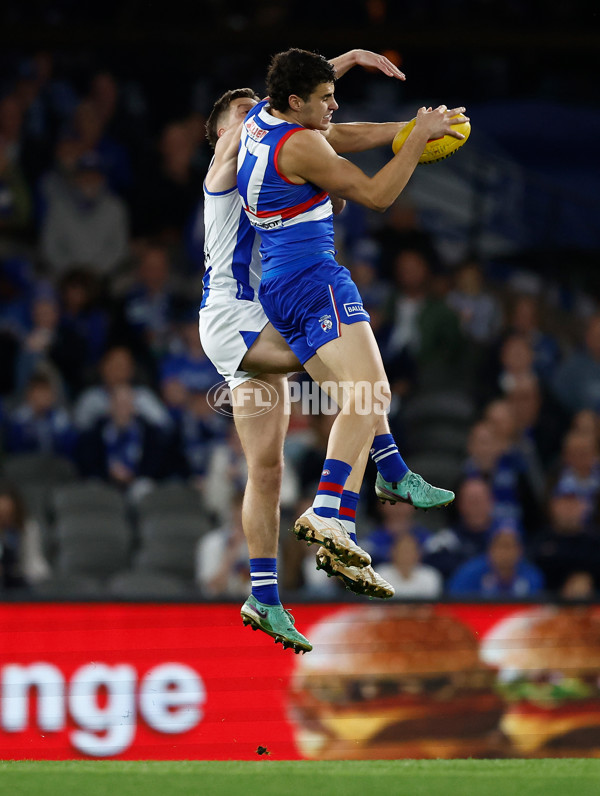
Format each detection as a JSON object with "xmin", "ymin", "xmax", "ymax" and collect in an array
[
  {"xmin": 241, "ymin": 325, "xmax": 371, "ymax": 569},
  {"xmin": 306, "ymin": 321, "xmax": 454, "ymax": 512},
  {"xmin": 293, "ymin": 379, "xmax": 394, "ymax": 599},
  {"xmin": 240, "ymin": 322, "xmax": 301, "ymax": 374},
  {"xmin": 234, "ymin": 372, "xmax": 311, "ymax": 653},
  {"xmin": 305, "ymin": 321, "xmax": 389, "ymax": 461},
  {"xmin": 233, "ymin": 373, "xmax": 288, "ymax": 559}
]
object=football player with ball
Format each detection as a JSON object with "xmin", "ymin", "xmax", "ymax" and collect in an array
[
  {"xmin": 237, "ymin": 48, "xmax": 466, "ymax": 578},
  {"xmin": 203, "ymin": 49, "xmax": 419, "ymax": 653},
  {"xmin": 203, "ymin": 47, "xmax": 466, "ymax": 653}
]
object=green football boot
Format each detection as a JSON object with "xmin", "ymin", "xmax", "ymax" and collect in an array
[
  {"xmin": 240, "ymin": 595, "xmax": 312, "ymax": 654},
  {"xmin": 375, "ymin": 470, "xmax": 455, "ymax": 510}
]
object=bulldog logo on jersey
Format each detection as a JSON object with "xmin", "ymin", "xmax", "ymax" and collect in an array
[{"xmin": 319, "ymin": 314, "xmax": 333, "ymax": 332}]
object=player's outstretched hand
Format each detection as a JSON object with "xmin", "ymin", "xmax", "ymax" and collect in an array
[
  {"xmin": 354, "ymin": 49, "xmax": 406, "ymax": 80},
  {"xmin": 415, "ymin": 105, "xmax": 469, "ymax": 140}
]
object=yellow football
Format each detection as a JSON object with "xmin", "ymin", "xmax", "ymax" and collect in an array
[{"xmin": 392, "ymin": 115, "xmax": 471, "ymax": 164}]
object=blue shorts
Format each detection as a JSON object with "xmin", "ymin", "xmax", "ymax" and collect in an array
[{"xmin": 259, "ymin": 256, "xmax": 370, "ymax": 365}]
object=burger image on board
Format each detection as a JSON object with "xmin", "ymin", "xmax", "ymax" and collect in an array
[
  {"xmin": 481, "ymin": 607, "xmax": 600, "ymax": 757},
  {"xmin": 288, "ymin": 605, "xmax": 503, "ymax": 759}
]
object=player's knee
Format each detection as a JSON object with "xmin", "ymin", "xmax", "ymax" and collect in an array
[{"xmin": 247, "ymin": 457, "xmax": 284, "ymax": 492}]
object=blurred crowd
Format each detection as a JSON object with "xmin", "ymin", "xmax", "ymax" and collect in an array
[{"xmin": 1, "ymin": 50, "xmax": 600, "ymax": 601}]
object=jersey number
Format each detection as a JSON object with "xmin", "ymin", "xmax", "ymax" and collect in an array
[{"xmin": 237, "ymin": 136, "xmax": 270, "ymax": 213}]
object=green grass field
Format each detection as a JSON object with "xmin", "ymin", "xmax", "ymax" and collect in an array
[{"xmin": 2, "ymin": 760, "xmax": 600, "ymax": 796}]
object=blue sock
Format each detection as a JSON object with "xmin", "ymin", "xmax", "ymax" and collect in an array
[
  {"xmin": 312, "ymin": 458, "xmax": 352, "ymax": 518},
  {"xmin": 339, "ymin": 490, "xmax": 359, "ymax": 542},
  {"xmin": 250, "ymin": 558, "xmax": 279, "ymax": 606},
  {"xmin": 370, "ymin": 433, "xmax": 409, "ymax": 483}
]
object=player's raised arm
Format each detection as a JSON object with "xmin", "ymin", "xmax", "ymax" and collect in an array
[
  {"xmin": 205, "ymin": 88, "xmax": 260, "ymax": 192},
  {"xmin": 328, "ymin": 49, "xmax": 405, "ymax": 80},
  {"xmin": 213, "ymin": 121, "xmax": 244, "ymax": 163},
  {"xmin": 204, "ymin": 122, "xmax": 243, "ymax": 192},
  {"xmin": 325, "ymin": 121, "xmax": 409, "ymax": 153},
  {"xmin": 325, "ymin": 107, "xmax": 467, "ymax": 154},
  {"xmin": 280, "ymin": 106, "xmax": 466, "ymax": 213}
]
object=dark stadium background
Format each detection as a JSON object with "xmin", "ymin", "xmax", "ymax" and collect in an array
[{"xmin": 2, "ymin": 1, "xmax": 599, "ymax": 254}]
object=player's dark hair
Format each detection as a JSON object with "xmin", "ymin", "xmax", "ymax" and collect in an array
[
  {"xmin": 205, "ymin": 88, "xmax": 260, "ymax": 148},
  {"xmin": 266, "ymin": 48, "xmax": 336, "ymax": 112}
]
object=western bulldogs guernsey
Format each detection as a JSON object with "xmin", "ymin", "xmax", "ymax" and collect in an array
[
  {"xmin": 237, "ymin": 100, "xmax": 334, "ymax": 279},
  {"xmin": 200, "ymin": 166, "xmax": 262, "ymax": 309}
]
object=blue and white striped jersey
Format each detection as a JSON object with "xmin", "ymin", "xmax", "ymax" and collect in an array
[{"xmin": 201, "ymin": 172, "xmax": 262, "ymax": 309}]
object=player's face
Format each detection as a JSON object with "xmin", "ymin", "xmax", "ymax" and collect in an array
[
  {"xmin": 298, "ymin": 82, "xmax": 338, "ymax": 130},
  {"xmin": 223, "ymin": 97, "xmax": 257, "ymax": 132}
]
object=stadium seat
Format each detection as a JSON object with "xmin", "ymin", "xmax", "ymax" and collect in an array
[
  {"xmin": 2, "ymin": 453, "xmax": 78, "ymax": 485},
  {"xmin": 20, "ymin": 482, "xmax": 55, "ymax": 558},
  {"xmin": 402, "ymin": 389, "xmax": 476, "ymax": 427},
  {"xmin": 20, "ymin": 482, "xmax": 50, "ymax": 522},
  {"xmin": 52, "ymin": 481, "xmax": 127, "ymax": 518},
  {"xmin": 55, "ymin": 536, "xmax": 131, "ymax": 580},
  {"xmin": 138, "ymin": 513, "xmax": 210, "ymax": 546},
  {"xmin": 406, "ymin": 424, "xmax": 470, "ymax": 457},
  {"xmin": 107, "ymin": 570, "xmax": 196, "ymax": 598},
  {"xmin": 31, "ymin": 574, "xmax": 105, "ymax": 597},
  {"xmin": 54, "ymin": 515, "xmax": 133, "ymax": 579},
  {"xmin": 136, "ymin": 483, "xmax": 206, "ymax": 521},
  {"xmin": 55, "ymin": 514, "xmax": 133, "ymax": 544},
  {"xmin": 133, "ymin": 542, "xmax": 197, "ymax": 581}
]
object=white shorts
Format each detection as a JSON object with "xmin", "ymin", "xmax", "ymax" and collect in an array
[{"xmin": 199, "ymin": 299, "xmax": 269, "ymax": 390}]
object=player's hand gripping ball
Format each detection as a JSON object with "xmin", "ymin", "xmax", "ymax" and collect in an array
[{"xmin": 392, "ymin": 115, "xmax": 471, "ymax": 164}]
